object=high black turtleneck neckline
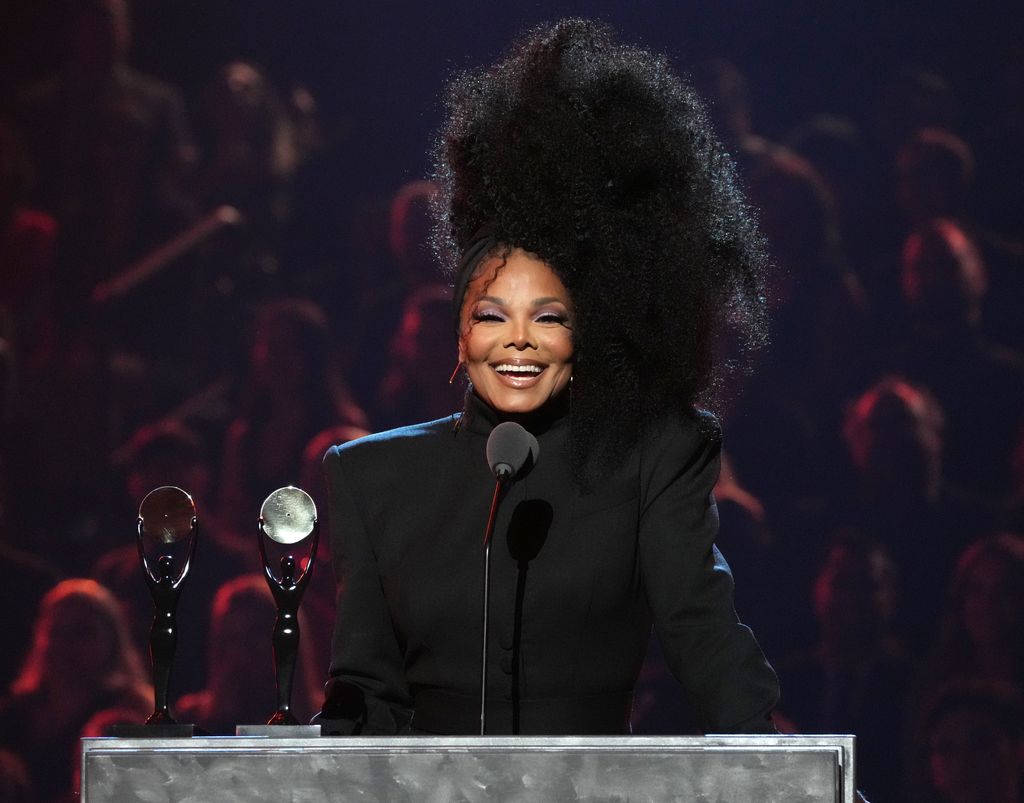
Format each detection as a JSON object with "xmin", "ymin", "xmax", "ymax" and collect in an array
[{"xmin": 459, "ymin": 390, "xmax": 570, "ymax": 437}]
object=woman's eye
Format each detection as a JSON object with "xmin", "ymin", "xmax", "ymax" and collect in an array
[
  {"xmin": 537, "ymin": 312, "xmax": 570, "ymax": 325},
  {"xmin": 472, "ymin": 311, "xmax": 504, "ymax": 322}
]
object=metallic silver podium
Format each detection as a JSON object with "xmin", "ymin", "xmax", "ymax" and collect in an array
[{"xmin": 81, "ymin": 735, "xmax": 855, "ymax": 802}]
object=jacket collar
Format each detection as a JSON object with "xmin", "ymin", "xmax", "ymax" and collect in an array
[{"xmin": 459, "ymin": 389, "xmax": 570, "ymax": 437}]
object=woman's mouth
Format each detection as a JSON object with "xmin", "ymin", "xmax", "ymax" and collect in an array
[{"xmin": 491, "ymin": 361, "xmax": 546, "ymax": 386}]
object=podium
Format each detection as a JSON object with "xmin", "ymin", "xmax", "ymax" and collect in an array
[{"xmin": 81, "ymin": 735, "xmax": 855, "ymax": 802}]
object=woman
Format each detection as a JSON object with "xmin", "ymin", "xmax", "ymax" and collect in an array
[
  {"xmin": 176, "ymin": 575, "xmax": 322, "ymax": 734},
  {"xmin": 921, "ymin": 533, "xmax": 1024, "ymax": 694},
  {"xmin": 0, "ymin": 579, "xmax": 151, "ymax": 801},
  {"xmin": 318, "ymin": 19, "xmax": 779, "ymax": 736}
]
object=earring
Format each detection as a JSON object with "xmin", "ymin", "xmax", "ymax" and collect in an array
[{"xmin": 448, "ymin": 360, "xmax": 463, "ymax": 384}]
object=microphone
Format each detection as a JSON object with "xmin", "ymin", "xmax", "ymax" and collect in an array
[
  {"xmin": 486, "ymin": 422, "xmax": 540, "ymax": 482},
  {"xmin": 480, "ymin": 421, "xmax": 539, "ymax": 735}
]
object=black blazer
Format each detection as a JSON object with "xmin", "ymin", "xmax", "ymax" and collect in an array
[{"xmin": 318, "ymin": 395, "xmax": 778, "ymax": 735}]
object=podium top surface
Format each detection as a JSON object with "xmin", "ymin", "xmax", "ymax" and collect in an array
[
  {"xmin": 82, "ymin": 733, "xmax": 852, "ymax": 751},
  {"xmin": 82, "ymin": 735, "xmax": 856, "ymax": 803}
]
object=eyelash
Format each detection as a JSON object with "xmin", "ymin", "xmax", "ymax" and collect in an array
[{"xmin": 471, "ymin": 311, "xmax": 569, "ymax": 326}]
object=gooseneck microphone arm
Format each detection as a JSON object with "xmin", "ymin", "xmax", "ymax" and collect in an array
[
  {"xmin": 480, "ymin": 422, "xmax": 539, "ymax": 736},
  {"xmin": 480, "ymin": 471, "xmax": 510, "ymax": 735}
]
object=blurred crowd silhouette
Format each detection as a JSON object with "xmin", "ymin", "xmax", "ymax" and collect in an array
[{"xmin": 1, "ymin": 2, "xmax": 1022, "ymax": 801}]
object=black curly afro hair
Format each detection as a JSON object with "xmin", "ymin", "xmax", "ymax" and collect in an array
[{"xmin": 433, "ymin": 18, "xmax": 769, "ymax": 481}]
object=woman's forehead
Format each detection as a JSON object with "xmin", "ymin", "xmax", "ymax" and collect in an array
[{"xmin": 465, "ymin": 247, "xmax": 571, "ymax": 301}]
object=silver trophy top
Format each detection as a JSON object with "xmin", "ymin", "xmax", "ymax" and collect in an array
[
  {"xmin": 139, "ymin": 486, "xmax": 196, "ymax": 545},
  {"xmin": 260, "ymin": 486, "xmax": 317, "ymax": 545}
]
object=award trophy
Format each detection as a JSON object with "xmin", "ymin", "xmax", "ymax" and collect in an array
[
  {"xmin": 114, "ymin": 485, "xmax": 199, "ymax": 737},
  {"xmin": 236, "ymin": 485, "xmax": 321, "ymax": 737}
]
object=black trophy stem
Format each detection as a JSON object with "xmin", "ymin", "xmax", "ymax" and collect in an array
[
  {"xmin": 137, "ymin": 517, "xmax": 197, "ymax": 725},
  {"xmin": 260, "ymin": 522, "xmax": 318, "ymax": 726}
]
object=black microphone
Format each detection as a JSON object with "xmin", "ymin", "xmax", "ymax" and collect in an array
[
  {"xmin": 480, "ymin": 421, "xmax": 539, "ymax": 735},
  {"xmin": 486, "ymin": 422, "xmax": 540, "ymax": 482}
]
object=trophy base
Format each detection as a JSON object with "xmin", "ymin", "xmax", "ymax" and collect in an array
[
  {"xmin": 235, "ymin": 724, "xmax": 322, "ymax": 738},
  {"xmin": 111, "ymin": 723, "xmax": 203, "ymax": 738}
]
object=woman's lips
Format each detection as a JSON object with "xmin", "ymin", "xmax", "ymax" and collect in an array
[{"xmin": 491, "ymin": 361, "xmax": 547, "ymax": 387}]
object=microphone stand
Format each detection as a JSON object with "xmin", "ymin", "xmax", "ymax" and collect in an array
[{"xmin": 480, "ymin": 475, "xmax": 508, "ymax": 735}]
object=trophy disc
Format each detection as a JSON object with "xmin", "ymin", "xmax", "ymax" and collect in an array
[
  {"xmin": 139, "ymin": 486, "xmax": 195, "ymax": 545},
  {"xmin": 261, "ymin": 486, "xmax": 317, "ymax": 544}
]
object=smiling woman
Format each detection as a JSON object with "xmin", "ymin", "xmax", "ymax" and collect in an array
[{"xmin": 317, "ymin": 18, "xmax": 779, "ymax": 738}]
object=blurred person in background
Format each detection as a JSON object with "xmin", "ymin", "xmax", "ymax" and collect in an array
[
  {"xmin": 785, "ymin": 114, "xmax": 881, "ymax": 274},
  {"xmin": 14, "ymin": 0, "xmax": 196, "ymax": 326},
  {"xmin": 893, "ymin": 219, "xmax": 1024, "ymax": 499},
  {"xmin": 175, "ymin": 574, "xmax": 320, "ymax": 734},
  {"xmin": 0, "ymin": 748, "xmax": 32, "ymax": 803},
  {"xmin": 919, "ymin": 533, "xmax": 1024, "ymax": 696},
  {"xmin": 838, "ymin": 375, "xmax": 977, "ymax": 648},
  {"xmin": 192, "ymin": 61, "xmax": 318, "ymax": 305},
  {"xmin": 910, "ymin": 680, "xmax": 1024, "ymax": 803},
  {"xmin": 0, "ymin": 442, "xmax": 63, "ymax": 694},
  {"xmin": 217, "ymin": 298, "xmax": 367, "ymax": 534},
  {"xmin": 374, "ymin": 284, "xmax": 464, "ymax": 430},
  {"xmin": 896, "ymin": 128, "xmax": 974, "ymax": 229},
  {"xmin": 0, "ymin": 117, "xmax": 57, "ymax": 372},
  {"xmin": 895, "ymin": 127, "xmax": 1024, "ymax": 354},
  {"xmin": 0, "ymin": 578, "xmax": 150, "ymax": 802},
  {"xmin": 345, "ymin": 180, "xmax": 446, "ymax": 408},
  {"xmin": 777, "ymin": 533, "xmax": 912, "ymax": 802}
]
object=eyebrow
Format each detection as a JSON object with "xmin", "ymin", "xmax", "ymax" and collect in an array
[{"xmin": 477, "ymin": 295, "xmax": 567, "ymax": 306}]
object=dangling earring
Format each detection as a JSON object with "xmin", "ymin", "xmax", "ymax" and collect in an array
[{"xmin": 448, "ymin": 360, "xmax": 463, "ymax": 384}]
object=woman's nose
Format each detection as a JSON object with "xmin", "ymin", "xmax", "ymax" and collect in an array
[{"xmin": 505, "ymin": 318, "xmax": 536, "ymax": 349}]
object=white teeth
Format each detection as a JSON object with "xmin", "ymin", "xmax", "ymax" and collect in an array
[{"xmin": 494, "ymin": 364, "xmax": 543, "ymax": 374}]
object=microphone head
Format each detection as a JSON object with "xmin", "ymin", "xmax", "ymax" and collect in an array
[{"xmin": 486, "ymin": 421, "xmax": 540, "ymax": 481}]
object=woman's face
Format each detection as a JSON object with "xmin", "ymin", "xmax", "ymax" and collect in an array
[
  {"xmin": 929, "ymin": 706, "xmax": 1020, "ymax": 803},
  {"xmin": 459, "ymin": 248, "xmax": 574, "ymax": 414},
  {"xmin": 959, "ymin": 555, "xmax": 1022, "ymax": 648},
  {"xmin": 41, "ymin": 598, "xmax": 117, "ymax": 683}
]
